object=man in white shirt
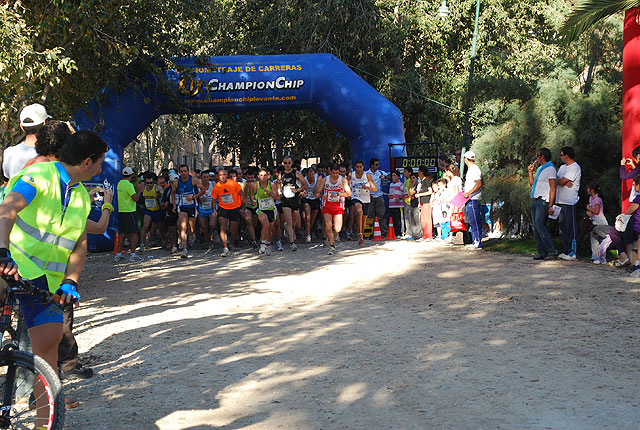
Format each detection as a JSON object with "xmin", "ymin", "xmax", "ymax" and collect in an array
[
  {"xmin": 366, "ymin": 158, "xmax": 389, "ymax": 237},
  {"xmin": 462, "ymin": 151, "xmax": 483, "ymax": 249},
  {"xmin": 556, "ymin": 146, "xmax": 581, "ymax": 260},
  {"xmin": 3, "ymin": 104, "xmax": 51, "ymax": 179},
  {"xmin": 528, "ymin": 148, "xmax": 559, "ymax": 260}
]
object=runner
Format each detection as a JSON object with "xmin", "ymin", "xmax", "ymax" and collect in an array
[
  {"xmin": 314, "ymin": 163, "xmax": 352, "ymax": 255},
  {"xmin": 139, "ymin": 172, "xmax": 165, "ymax": 252},
  {"xmin": 348, "ymin": 160, "xmax": 377, "ymax": 245},
  {"xmin": 197, "ymin": 170, "xmax": 218, "ymax": 254},
  {"xmin": 171, "ymin": 164, "xmax": 205, "ymax": 258},
  {"xmin": 161, "ymin": 172, "xmax": 179, "ymax": 253},
  {"xmin": 302, "ymin": 167, "xmax": 321, "ymax": 243},
  {"xmin": 248, "ymin": 167, "xmax": 281, "ymax": 255},
  {"xmin": 279, "ymin": 156, "xmax": 308, "ymax": 251},
  {"xmin": 211, "ymin": 167, "xmax": 244, "ymax": 257},
  {"xmin": 242, "ymin": 167, "xmax": 259, "ymax": 248}
]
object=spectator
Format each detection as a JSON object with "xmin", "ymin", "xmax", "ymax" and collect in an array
[
  {"xmin": 607, "ymin": 175, "xmax": 640, "ymax": 267},
  {"xmin": 528, "ymin": 148, "xmax": 559, "ymax": 260},
  {"xmin": 586, "ymin": 182, "xmax": 609, "ymax": 264},
  {"xmin": 3, "ymin": 103, "xmax": 51, "ymax": 179},
  {"xmin": 401, "ymin": 166, "xmax": 413, "ymax": 238},
  {"xmin": 415, "ymin": 166, "xmax": 433, "ymax": 240},
  {"xmin": 463, "ymin": 151, "xmax": 483, "ymax": 249},
  {"xmin": 388, "ymin": 170, "xmax": 404, "ymax": 238},
  {"xmin": 556, "ymin": 146, "xmax": 581, "ymax": 260},
  {"xmin": 405, "ymin": 173, "xmax": 421, "ymax": 240}
]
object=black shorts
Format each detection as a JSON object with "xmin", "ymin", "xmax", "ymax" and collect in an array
[
  {"xmin": 118, "ymin": 212, "xmax": 139, "ymax": 233},
  {"xmin": 144, "ymin": 210, "xmax": 164, "ymax": 224},
  {"xmin": 351, "ymin": 199, "xmax": 369, "ymax": 215},
  {"xmin": 281, "ymin": 196, "xmax": 301, "ymax": 211},
  {"xmin": 218, "ymin": 207, "xmax": 241, "ymax": 222},
  {"xmin": 276, "ymin": 203, "xmax": 283, "ymax": 214},
  {"xmin": 257, "ymin": 209, "xmax": 277, "ymax": 223},
  {"xmin": 178, "ymin": 206, "xmax": 196, "ymax": 218},
  {"xmin": 245, "ymin": 206, "xmax": 257, "ymax": 215},
  {"xmin": 303, "ymin": 198, "xmax": 321, "ymax": 211},
  {"xmin": 165, "ymin": 215, "xmax": 178, "ymax": 227},
  {"xmin": 345, "ymin": 198, "xmax": 353, "ymax": 208}
]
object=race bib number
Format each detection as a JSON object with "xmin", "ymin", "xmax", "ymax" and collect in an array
[
  {"xmin": 200, "ymin": 198, "xmax": 212, "ymax": 210},
  {"xmin": 328, "ymin": 191, "xmax": 340, "ymax": 202},
  {"xmin": 180, "ymin": 193, "xmax": 194, "ymax": 205},
  {"xmin": 145, "ymin": 198, "xmax": 158, "ymax": 210},
  {"xmin": 221, "ymin": 193, "xmax": 234, "ymax": 204},
  {"xmin": 353, "ymin": 184, "xmax": 368, "ymax": 199},
  {"xmin": 283, "ymin": 185, "xmax": 296, "ymax": 198},
  {"xmin": 259, "ymin": 197, "xmax": 275, "ymax": 211}
]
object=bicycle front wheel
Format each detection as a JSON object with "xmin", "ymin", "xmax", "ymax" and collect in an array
[{"xmin": 0, "ymin": 350, "xmax": 64, "ymax": 430}]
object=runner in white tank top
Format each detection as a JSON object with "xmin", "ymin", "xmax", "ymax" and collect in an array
[
  {"xmin": 302, "ymin": 167, "xmax": 321, "ymax": 243},
  {"xmin": 347, "ymin": 160, "xmax": 377, "ymax": 245}
]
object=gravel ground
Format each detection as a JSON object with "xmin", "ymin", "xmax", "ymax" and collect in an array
[{"xmin": 62, "ymin": 240, "xmax": 640, "ymax": 429}]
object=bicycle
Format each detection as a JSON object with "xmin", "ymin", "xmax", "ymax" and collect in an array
[{"xmin": 0, "ymin": 275, "xmax": 65, "ymax": 429}]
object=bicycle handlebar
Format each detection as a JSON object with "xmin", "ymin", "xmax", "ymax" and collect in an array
[{"xmin": 1, "ymin": 274, "xmax": 74, "ymax": 307}]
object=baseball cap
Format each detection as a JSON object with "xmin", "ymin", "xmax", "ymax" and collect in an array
[
  {"xmin": 169, "ymin": 172, "xmax": 179, "ymax": 181},
  {"xmin": 463, "ymin": 151, "xmax": 476, "ymax": 161},
  {"xmin": 122, "ymin": 167, "xmax": 134, "ymax": 176},
  {"xmin": 20, "ymin": 104, "xmax": 51, "ymax": 127}
]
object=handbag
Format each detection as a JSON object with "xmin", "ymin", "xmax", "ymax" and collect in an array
[
  {"xmin": 450, "ymin": 212, "xmax": 467, "ymax": 233},
  {"xmin": 615, "ymin": 214, "xmax": 632, "ymax": 232}
]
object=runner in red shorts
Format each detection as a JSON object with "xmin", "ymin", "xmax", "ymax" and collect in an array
[{"xmin": 314, "ymin": 163, "xmax": 351, "ymax": 255}]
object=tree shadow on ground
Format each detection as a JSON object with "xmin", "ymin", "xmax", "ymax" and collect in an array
[{"xmin": 65, "ymin": 242, "xmax": 640, "ymax": 429}]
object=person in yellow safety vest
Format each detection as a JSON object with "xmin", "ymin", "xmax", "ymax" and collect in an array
[{"xmin": 0, "ymin": 130, "xmax": 107, "ymax": 425}]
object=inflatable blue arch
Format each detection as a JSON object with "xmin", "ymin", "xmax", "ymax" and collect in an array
[{"xmin": 74, "ymin": 53, "xmax": 406, "ymax": 251}]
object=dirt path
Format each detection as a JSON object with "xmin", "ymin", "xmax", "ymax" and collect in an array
[{"xmin": 63, "ymin": 240, "xmax": 639, "ymax": 429}]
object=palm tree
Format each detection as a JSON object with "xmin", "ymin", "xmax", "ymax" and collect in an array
[{"xmin": 559, "ymin": 1, "xmax": 640, "ymax": 43}]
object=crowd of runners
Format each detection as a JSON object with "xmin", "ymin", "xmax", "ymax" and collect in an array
[{"xmin": 114, "ymin": 154, "xmax": 479, "ymax": 260}]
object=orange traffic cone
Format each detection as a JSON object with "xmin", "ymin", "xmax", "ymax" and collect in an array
[
  {"xmin": 372, "ymin": 217, "xmax": 384, "ymax": 242},
  {"xmin": 385, "ymin": 217, "xmax": 397, "ymax": 241},
  {"xmin": 112, "ymin": 231, "xmax": 120, "ymax": 254}
]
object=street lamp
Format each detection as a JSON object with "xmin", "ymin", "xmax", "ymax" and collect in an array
[{"xmin": 440, "ymin": 0, "xmax": 481, "ymax": 177}]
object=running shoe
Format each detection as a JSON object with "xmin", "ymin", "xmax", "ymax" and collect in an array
[
  {"xmin": 113, "ymin": 254, "xmax": 125, "ymax": 262},
  {"xmin": 252, "ymin": 240, "xmax": 259, "ymax": 249},
  {"xmin": 277, "ymin": 241, "xmax": 284, "ymax": 251},
  {"xmin": 221, "ymin": 247, "xmax": 231, "ymax": 257},
  {"xmin": 305, "ymin": 235, "xmax": 312, "ymax": 243},
  {"xmin": 129, "ymin": 254, "xmax": 144, "ymax": 262},
  {"xmin": 259, "ymin": 243, "xmax": 266, "ymax": 254},
  {"xmin": 290, "ymin": 243, "xmax": 298, "ymax": 252},
  {"xmin": 358, "ymin": 233, "xmax": 364, "ymax": 246},
  {"xmin": 327, "ymin": 245, "xmax": 336, "ymax": 255},
  {"xmin": 170, "ymin": 246, "xmax": 179, "ymax": 254},
  {"xmin": 205, "ymin": 245, "xmax": 215, "ymax": 254},
  {"xmin": 265, "ymin": 244, "xmax": 272, "ymax": 256},
  {"xmin": 181, "ymin": 249, "xmax": 189, "ymax": 259}
]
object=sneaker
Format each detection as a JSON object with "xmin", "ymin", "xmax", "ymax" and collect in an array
[
  {"xmin": 205, "ymin": 245, "xmax": 214, "ymax": 254},
  {"xmin": 358, "ymin": 234, "xmax": 365, "ymax": 246},
  {"xmin": 139, "ymin": 244, "xmax": 145, "ymax": 253},
  {"xmin": 465, "ymin": 244, "xmax": 481, "ymax": 250},
  {"xmin": 533, "ymin": 254, "xmax": 546, "ymax": 260},
  {"xmin": 252, "ymin": 240, "xmax": 259, "ymax": 249},
  {"xmin": 181, "ymin": 249, "xmax": 189, "ymax": 259},
  {"xmin": 221, "ymin": 247, "xmax": 231, "ymax": 257},
  {"xmin": 60, "ymin": 365, "xmax": 93, "ymax": 381},
  {"xmin": 265, "ymin": 244, "xmax": 272, "ymax": 256},
  {"xmin": 277, "ymin": 241, "xmax": 284, "ymax": 252},
  {"xmin": 170, "ymin": 246, "xmax": 179, "ymax": 254},
  {"xmin": 259, "ymin": 243, "xmax": 266, "ymax": 254},
  {"xmin": 615, "ymin": 258, "xmax": 630, "ymax": 267},
  {"xmin": 558, "ymin": 253, "xmax": 576, "ymax": 261},
  {"xmin": 129, "ymin": 254, "xmax": 144, "ymax": 262},
  {"xmin": 290, "ymin": 243, "xmax": 297, "ymax": 252},
  {"xmin": 113, "ymin": 254, "xmax": 125, "ymax": 262},
  {"xmin": 327, "ymin": 245, "xmax": 336, "ymax": 255},
  {"xmin": 305, "ymin": 235, "xmax": 312, "ymax": 243}
]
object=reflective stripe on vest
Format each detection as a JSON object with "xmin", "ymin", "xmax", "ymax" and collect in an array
[{"xmin": 7, "ymin": 162, "xmax": 89, "ymax": 292}]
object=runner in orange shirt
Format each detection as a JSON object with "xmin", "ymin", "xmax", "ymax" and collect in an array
[{"xmin": 211, "ymin": 167, "xmax": 245, "ymax": 257}]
